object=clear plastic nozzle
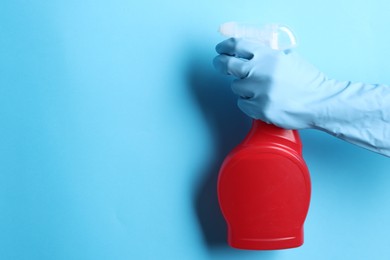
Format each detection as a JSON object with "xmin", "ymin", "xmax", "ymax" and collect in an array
[{"xmin": 219, "ymin": 21, "xmax": 297, "ymax": 51}]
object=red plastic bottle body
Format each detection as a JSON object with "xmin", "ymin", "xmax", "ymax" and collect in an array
[{"xmin": 218, "ymin": 120, "xmax": 311, "ymax": 250}]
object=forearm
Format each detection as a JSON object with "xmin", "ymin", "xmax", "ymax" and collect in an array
[{"xmin": 313, "ymin": 79, "xmax": 390, "ymax": 156}]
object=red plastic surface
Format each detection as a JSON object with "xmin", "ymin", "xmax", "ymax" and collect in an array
[{"xmin": 218, "ymin": 120, "xmax": 311, "ymax": 250}]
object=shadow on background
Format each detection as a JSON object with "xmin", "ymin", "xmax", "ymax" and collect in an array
[
  {"xmin": 186, "ymin": 50, "xmax": 250, "ymax": 248},
  {"xmin": 299, "ymin": 128, "xmax": 388, "ymax": 201},
  {"xmin": 186, "ymin": 48, "xmax": 277, "ymax": 259}
]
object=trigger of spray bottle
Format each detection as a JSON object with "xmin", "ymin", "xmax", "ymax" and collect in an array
[{"xmin": 216, "ymin": 22, "xmax": 311, "ymax": 250}]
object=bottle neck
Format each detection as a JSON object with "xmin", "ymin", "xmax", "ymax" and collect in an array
[{"xmin": 242, "ymin": 120, "xmax": 302, "ymax": 151}]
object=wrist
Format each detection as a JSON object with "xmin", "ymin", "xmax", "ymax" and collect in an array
[{"xmin": 309, "ymin": 78, "xmax": 351, "ymax": 131}]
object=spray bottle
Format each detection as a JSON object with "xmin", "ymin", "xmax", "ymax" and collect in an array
[{"xmin": 217, "ymin": 22, "xmax": 311, "ymax": 250}]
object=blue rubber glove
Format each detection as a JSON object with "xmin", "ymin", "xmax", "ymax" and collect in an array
[{"xmin": 213, "ymin": 38, "xmax": 390, "ymax": 156}]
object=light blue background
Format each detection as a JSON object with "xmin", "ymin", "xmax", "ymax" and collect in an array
[{"xmin": 1, "ymin": 1, "xmax": 390, "ymax": 259}]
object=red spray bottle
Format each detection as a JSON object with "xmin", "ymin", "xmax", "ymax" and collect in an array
[{"xmin": 217, "ymin": 22, "xmax": 311, "ymax": 250}]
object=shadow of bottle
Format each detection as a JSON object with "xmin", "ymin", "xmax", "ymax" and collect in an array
[{"xmin": 186, "ymin": 52, "xmax": 251, "ymax": 248}]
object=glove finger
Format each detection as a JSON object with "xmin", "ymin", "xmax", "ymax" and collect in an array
[
  {"xmin": 231, "ymin": 76, "xmax": 270, "ymax": 99},
  {"xmin": 213, "ymin": 55, "xmax": 251, "ymax": 78},
  {"xmin": 215, "ymin": 38, "xmax": 259, "ymax": 60},
  {"xmin": 231, "ymin": 79, "xmax": 256, "ymax": 99},
  {"xmin": 237, "ymin": 98, "xmax": 267, "ymax": 121}
]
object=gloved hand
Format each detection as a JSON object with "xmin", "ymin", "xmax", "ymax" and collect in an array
[{"xmin": 213, "ymin": 37, "xmax": 390, "ymax": 156}]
